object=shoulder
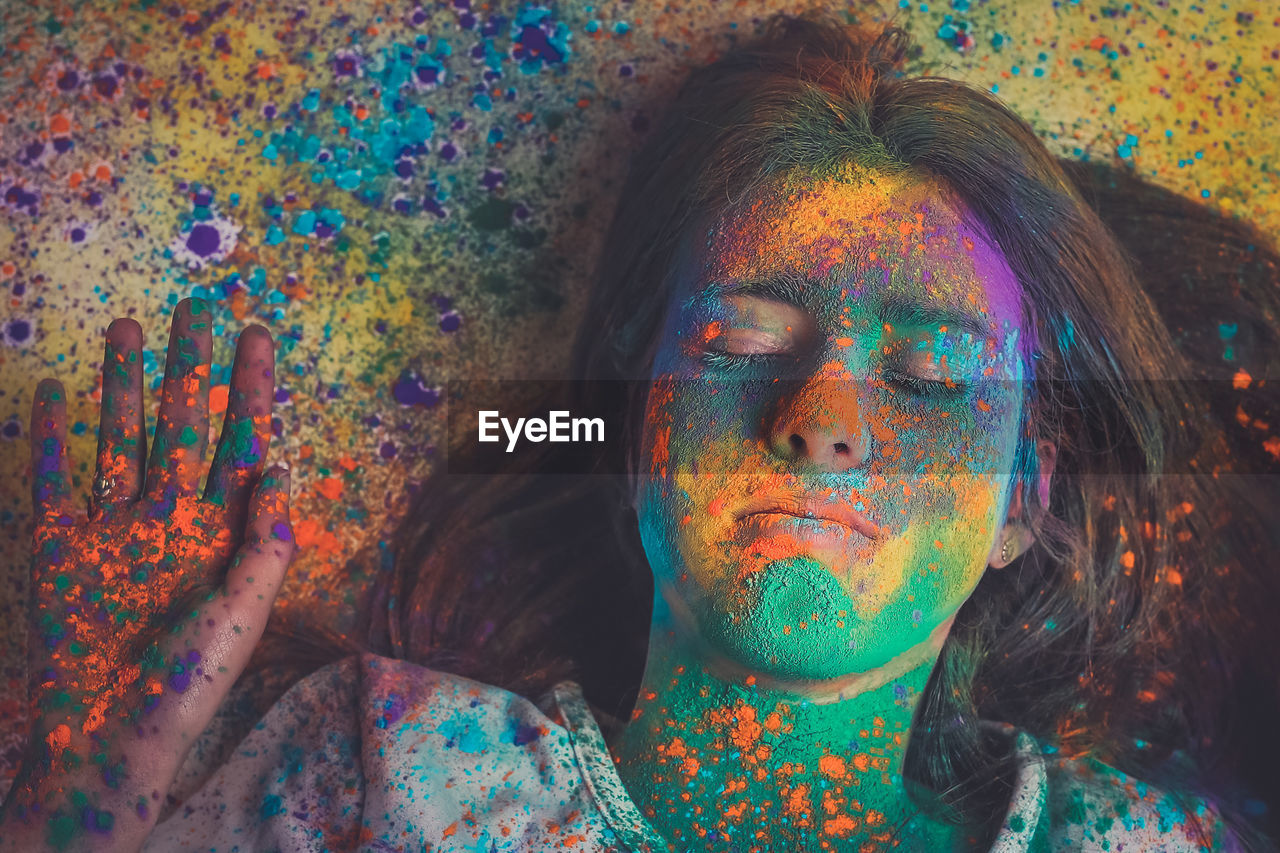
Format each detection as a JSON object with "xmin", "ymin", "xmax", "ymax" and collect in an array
[
  {"xmin": 148, "ymin": 654, "xmax": 629, "ymax": 852},
  {"xmin": 203, "ymin": 652, "xmax": 563, "ymax": 758},
  {"xmin": 1003, "ymin": 730, "xmax": 1241, "ymax": 852},
  {"xmin": 346, "ymin": 652, "xmax": 577, "ymax": 767}
]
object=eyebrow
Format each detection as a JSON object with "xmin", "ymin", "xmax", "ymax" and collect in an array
[
  {"xmin": 879, "ymin": 298, "xmax": 992, "ymax": 339},
  {"xmin": 701, "ymin": 274, "xmax": 808, "ymax": 306},
  {"xmin": 699, "ymin": 276, "xmax": 994, "ymax": 339}
]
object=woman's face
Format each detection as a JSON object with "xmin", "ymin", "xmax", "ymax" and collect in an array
[{"xmin": 635, "ymin": 168, "xmax": 1031, "ymax": 680}]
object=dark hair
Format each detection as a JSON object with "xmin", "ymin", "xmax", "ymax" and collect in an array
[{"xmin": 261, "ymin": 12, "xmax": 1280, "ymax": 846}]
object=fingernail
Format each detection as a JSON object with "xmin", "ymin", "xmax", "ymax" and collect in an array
[
  {"xmin": 38, "ymin": 380, "xmax": 63, "ymax": 403},
  {"xmin": 190, "ymin": 297, "xmax": 208, "ymax": 315}
]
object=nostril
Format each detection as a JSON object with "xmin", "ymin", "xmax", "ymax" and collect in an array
[
  {"xmin": 789, "ymin": 434, "xmax": 806, "ymax": 455},
  {"xmin": 833, "ymin": 442, "xmax": 849, "ymax": 455}
]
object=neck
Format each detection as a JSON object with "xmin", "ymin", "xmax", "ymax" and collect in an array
[{"xmin": 607, "ymin": 593, "xmax": 960, "ymax": 851}]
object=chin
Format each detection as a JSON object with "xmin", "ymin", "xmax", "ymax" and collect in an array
[{"xmin": 695, "ymin": 555, "xmax": 927, "ymax": 681}]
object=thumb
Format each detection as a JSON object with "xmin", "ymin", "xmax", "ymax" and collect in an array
[
  {"xmin": 151, "ymin": 465, "xmax": 294, "ymax": 740},
  {"xmin": 220, "ymin": 463, "xmax": 294, "ymax": 651}
]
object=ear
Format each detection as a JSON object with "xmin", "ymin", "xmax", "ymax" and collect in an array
[{"xmin": 988, "ymin": 439, "xmax": 1057, "ymax": 569}]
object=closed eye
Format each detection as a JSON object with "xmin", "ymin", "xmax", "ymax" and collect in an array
[
  {"xmin": 882, "ymin": 367, "xmax": 968, "ymax": 398},
  {"xmin": 702, "ymin": 350, "xmax": 794, "ymax": 373},
  {"xmin": 695, "ymin": 294, "xmax": 815, "ymax": 365}
]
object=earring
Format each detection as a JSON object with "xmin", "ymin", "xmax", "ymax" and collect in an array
[{"xmin": 1000, "ymin": 538, "xmax": 1013, "ymax": 564}]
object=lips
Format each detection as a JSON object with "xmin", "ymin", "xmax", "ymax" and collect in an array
[{"xmin": 733, "ymin": 492, "xmax": 883, "ymax": 540}]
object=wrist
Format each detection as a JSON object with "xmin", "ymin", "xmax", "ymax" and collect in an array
[{"xmin": 0, "ymin": 742, "xmax": 176, "ymax": 853}]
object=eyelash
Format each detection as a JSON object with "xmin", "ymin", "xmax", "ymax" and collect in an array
[
  {"xmin": 881, "ymin": 367, "xmax": 969, "ymax": 399},
  {"xmin": 700, "ymin": 350, "xmax": 781, "ymax": 373},
  {"xmin": 701, "ymin": 351, "xmax": 968, "ymax": 399}
]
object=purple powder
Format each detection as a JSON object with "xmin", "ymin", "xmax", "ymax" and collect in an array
[
  {"xmin": 186, "ymin": 223, "xmax": 221, "ymax": 257},
  {"xmin": 392, "ymin": 370, "xmax": 440, "ymax": 407}
]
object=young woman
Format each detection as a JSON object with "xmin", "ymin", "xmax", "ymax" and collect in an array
[{"xmin": 3, "ymin": 14, "xmax": 1276, "ymax": 852}]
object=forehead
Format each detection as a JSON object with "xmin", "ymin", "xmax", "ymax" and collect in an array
[{"xmin": 687, "ymin": 170, "xmax": 1026, "ymax": 344}]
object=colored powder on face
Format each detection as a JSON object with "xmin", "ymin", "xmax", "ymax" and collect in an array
[{"xmin": 706, "ymin": 556, "xmax": 861, "ymax": 678}]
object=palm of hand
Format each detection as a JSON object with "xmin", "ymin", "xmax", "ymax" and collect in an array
[
  {"xmin": 31, "ymin": 496, "xmax": 239, "ymax": 739},
  {"xmin": 4, "ymin": 298, "xmax": 293, "ymax": 852}
]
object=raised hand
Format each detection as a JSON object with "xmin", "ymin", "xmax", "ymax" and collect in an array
[{"xmin": 0, "ymin": 298, "xmax": 294, "ymax": 852}]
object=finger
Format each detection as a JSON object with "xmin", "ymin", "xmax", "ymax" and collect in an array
[
  {"xmin": 222, "ymin": 465, "xmax": 293, "ymax": 634},
  {"xmin": 30, "ymin": 378, "xmax": 73, "ymax": 522},
  {"xmin": 92, "ymin": 318, "xmax": 147, "ymax": 514},
  {"xmin": 203, "ymin": 325, "xmax": 275, "ymax": 520},
  {"xmin": 144, "ymin": 298, "xmax": 212, "ymax": 502},
  {"xmin": 27, "ymin": 379, "xmax": 74, "ymax": 706},
  {"xmin": 147, "ymin": 467, "xmax": 293, "ymax": 740}
]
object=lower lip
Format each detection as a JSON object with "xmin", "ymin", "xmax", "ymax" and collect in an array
[{"xmin": 734, "ymin": 512, "xmax": 863, "ymax": 544}]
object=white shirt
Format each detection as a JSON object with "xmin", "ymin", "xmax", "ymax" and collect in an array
[{"xmin": 145, "ymin": 653, "xmax": 1236, "ymax": 851}]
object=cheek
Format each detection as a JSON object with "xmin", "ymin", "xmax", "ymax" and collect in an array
[
  {"xmin": 872, "ymin": 397, "xmax": 1020, "ymax": 612},
  {"xmin": 637, "ymin": 376, "xmax": 759, "ymax": 577},
  {"xmin": 878, "ymin": 390, "xmax": 1019, "ymax": 533},
  {"xmin": 882, "ymin": 478, "xmax": 1003, "ymax": 614}
]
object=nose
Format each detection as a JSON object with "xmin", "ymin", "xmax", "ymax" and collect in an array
[{"xmin": 766, "ymin": 378, "xmax": 872, "ymax": 472}]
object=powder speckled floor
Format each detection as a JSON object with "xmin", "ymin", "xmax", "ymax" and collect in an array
[{"xmin": 2, "ymin": 0, "xmax": 1277, "ymax": 791}]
